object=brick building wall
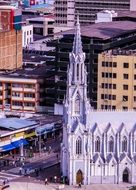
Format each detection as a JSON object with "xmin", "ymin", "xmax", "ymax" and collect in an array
[{"xmin": 0, "ymin": 30, "xmax": 22, "ymax": 70}]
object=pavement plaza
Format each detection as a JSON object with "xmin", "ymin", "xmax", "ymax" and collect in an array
[{"xmin": 6, "ymin": 182, "xmax": 135, "ymax": 190}]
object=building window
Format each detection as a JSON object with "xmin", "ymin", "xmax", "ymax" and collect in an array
[
  {"xmin": 109, "ymin": 136, "xmax": 114, "ymax": 152},
  {"xmin": 24, "ymin": 93, "xmax": 35, "ymax": 98},
  {"xmin": 134, "ymin": 96, "xmax": 136, "ymax": 102},
  {"xmin": 112, "ymin": 106, "xmax": 116, "ymax": 110},
  {"xmin": 134, "ymin": 86, "xmax": 136, "ymax": 90},
  {"xmin": 75, "ymin": 95, "xmax": 80, "ymax": 114},
  {"xmin": 123, "ymin": 85, "xmax": 128, "ymax": 90},
  {"xmin": 76, "ymin": 137, "xmax": 82, "ymax": 155},
  {"xmin": 113, "ymin": 73, "xmax": 117, "ymax": 78},
  {"xmin": 24, "ymin": 84, "xmax": 35, "ymax": 89},
  {"xmin": 95, "ymin": 136, "xmax": 100, "ymax": 152},
  {"xmin": 123, "ymin": 96, "xmax": 128, "ymax": 101},
  {"xmin": 12, "ymin": 92, "xmax": 21, "ymax": 97},
  {"xmin": 123, "ymin": 106, "xmax": 128, "ymax": 110},
  {"xmin": 123, "ymin": 74, "xmax": 129, "ymax": 79},
  {"xmin": 102, "ymin": 61, "xmax": 105, "ymax": 66},
  {"xmin": 123, "ymin": 63, "xmax": 129, "ymax": 68},
  {"xmin": 113, "ymin": 84, "xmax": 116, "ymax": 89},
  {"xmin": 113, "ymin": 62, "xmax": 117, "ymax": 67},
  {"xmin": 134, "ymin": 75, "xmax": 136, "ymax": 80},
  {"xmin": 12, "ymin": 83, "xmax": 23, "ymax": 88},
  {"xmin": 24, "ymin": 102, "xmax": 35, "ymax": 107},
  {"xmin": 122, "ymin": 136, "xmax": 127, "ymax": 152},
  {"xmin": 12, "ymin": 101, "xmax": 22, "ymax": 106}
]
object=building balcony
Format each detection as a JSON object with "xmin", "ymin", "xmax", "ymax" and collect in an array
[
  {"xmin": 23, "ymin": 97, "xmax": 35, "ymax": 101},
  {"xmin": 12, "ymin": 106, "xmax": 23, "ymax": 110},
  {"xmin": 12, "ymin": 96, "xmax": 23, "ymax": 101},
  {"xmin": 12, "ymin": 87, "xmax": 23, "ymax": 92},
  {"xmin": 45, "ymin": 88, "xmax": 56, "ymax": 94},
  {"xmin": 24, "ymin": 106, "xmax": 35, "ymax": 111},
  {"xmin": 23, "ymin": 88, "xmax": 35, "ymax": 93}
]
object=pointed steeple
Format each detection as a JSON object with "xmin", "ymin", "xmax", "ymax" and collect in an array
[{"xmin": 72, "ymin": 14, "xmax": 83, "ymax": 55}]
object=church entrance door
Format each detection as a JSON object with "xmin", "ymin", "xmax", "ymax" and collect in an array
[
  {"xmin": 76, "ymin": 170, "xmax": 83, "ymax": 184},
  {"xmin": 123, "ymin": 169, "xmax": 129, "ymax": 183}
]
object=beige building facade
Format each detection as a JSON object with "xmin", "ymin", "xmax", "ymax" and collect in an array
[
  {"xmin": 0, "ymin": 30, "xmax": 22, "ymax": 70},
  {"xmin": 98, "ymin": 50, "xmax": 136, "ymax": 110}
]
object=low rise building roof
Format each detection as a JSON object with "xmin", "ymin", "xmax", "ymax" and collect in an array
[
  {"xmin": 0, "ymin": 64, "xmax": 54, "ymax": 80},
  {"xmin": 62, "ymin": 21, "xmax": 136, "ymax": 40},
  {"xmin": 0, "ymin": 118, "xmax": 37, "ymax": 131}
]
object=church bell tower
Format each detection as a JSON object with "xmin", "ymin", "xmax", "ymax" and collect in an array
[{"xmin": 61, "ymin": 15, "xmax": 91, "ymax": 185}]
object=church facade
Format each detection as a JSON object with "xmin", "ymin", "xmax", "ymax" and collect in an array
[{"xmin": 61, "ymin": 16, "xmax": 136, "ymax": 185}]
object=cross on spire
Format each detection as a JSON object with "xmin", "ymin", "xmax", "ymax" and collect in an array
[{"xmin": 72, "ymin": 14, "xmax": 83, "ymax": 55}]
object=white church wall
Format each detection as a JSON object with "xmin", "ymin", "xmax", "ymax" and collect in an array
[
  {"xmin": 102, "ymin": 176, "xmax": 115, "ymax": 184},
  {"xmin": 90, "ymin": 176, "xmax": 102, "ymax": 183}
]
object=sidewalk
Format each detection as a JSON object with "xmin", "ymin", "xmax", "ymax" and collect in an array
[
  {"xmin": 4, "ymin": 152, "xmax": 59, "ymax": 176},
  {"xmin": 6, "ymin": 182, "xmax": 134, "ymax": 190}
]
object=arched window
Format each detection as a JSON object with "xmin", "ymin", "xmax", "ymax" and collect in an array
[
  {"xmin": 122, "ymin": 136, "xmax": 127, "ymax": 152},
  {"xmin": 109, "ymin": 136, "xmax": 114, "ymax": 152},
  {"xmin": 75, "ymin": 95, "xmax": 80, "ymax": 114},
  {"xmin": 95, "ymin": 136, "xmax": 100, "ymax": 152},
  {"xmin": 77, "ymin": 64, "xmax": 79, "ymax": 80},
  {"xmin": 135, "ymin": 140, "xmax": 136, "ymax": 152},
  {"xmin": 76, "ymin": 137, "xmax": 82, "ymax": 155}
]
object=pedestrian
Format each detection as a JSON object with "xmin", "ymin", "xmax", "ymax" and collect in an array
[
  {"xmin": 78, "ymin": 182, "xmax": 81, "ymax": 188},
  {"xmin": 3, "ymin": 180, "xmax": 5, "ymax": 185},
  {"xmin": 35, "ymin": 169, "xmax": 39, "ymax": 177},
  {"xmin": 12, "ymin": 161, "xmax": 15, "ymax": 166},
  {"xmin": 50, "ymin": 176, "xmax": 52, "ymax": 182},
  {"xmin": 56, "ymin": 154, "xmax": 59, "ymax": 159},
  {"xmin": 43, "ymin": 146, "xmax": 46, "ymax": 152},
  {"xmin": 45, "ymin": 178, "xmax": 48, "ymax": 185},
  {"xmin": 49, "ymin": 146, "xmax": 51, "ymax": 153},
  {"xmin": 19, "ymin": 167, "xmax": 22, "ymax": 175},
  {"xmin": 54, "ymin": 175, "xmax": 57, "ymax": 183}
]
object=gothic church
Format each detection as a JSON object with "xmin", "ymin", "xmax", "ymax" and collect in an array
[{"xmin": 61, "ymin": 16, "xmax": 136, "ymax": 185}]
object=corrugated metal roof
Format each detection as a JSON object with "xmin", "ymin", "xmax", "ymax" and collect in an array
[{"xmin": 0, "ymin": 118, "xmax": 37, "ymax": 130}]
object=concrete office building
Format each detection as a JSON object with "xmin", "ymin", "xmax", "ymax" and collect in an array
[
  {"xmin": 97, "ymin": 50, "xmax": 136, "ymax": 110},
  {"xmin": 26, "ymin": 16, "xmax": 54, "ymax": 36},
  {"xmin": 55, "ymin": 0, "xmax": 130, "ymax": 32},
  {"xmin": 22, "ymin": 24, "xmax": 33, "ymax": 47},
  {"xmin": 0, "ymin": 65, "xmax": 54, "ymax": 114}
]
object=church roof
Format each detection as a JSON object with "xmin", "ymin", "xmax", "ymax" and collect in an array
[{"xmin": 89, "ymin": 111, "xmax": 136, "ymax": 133}]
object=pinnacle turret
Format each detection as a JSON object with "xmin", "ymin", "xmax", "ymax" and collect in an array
[{"xmin": 72, "ymin": 14, "xmax": 83, "ymax": 55}]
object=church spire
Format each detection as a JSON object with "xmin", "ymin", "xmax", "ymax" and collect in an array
[
  {"xmin": 69, "ymin": 15, "xmax": 86, "ymax": 85},
  {"xmin": 72, "ymin": 14, "xmax": 83, "ymax": 55}
]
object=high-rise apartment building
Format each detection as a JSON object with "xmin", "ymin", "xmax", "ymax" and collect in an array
[
  {"xmin": 55, "ymin": 0, "xmax": 130, "ymax": 32},
  {"xmin": 98, "ymin": 50, "xmax": 136, "ymax": 110}
]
